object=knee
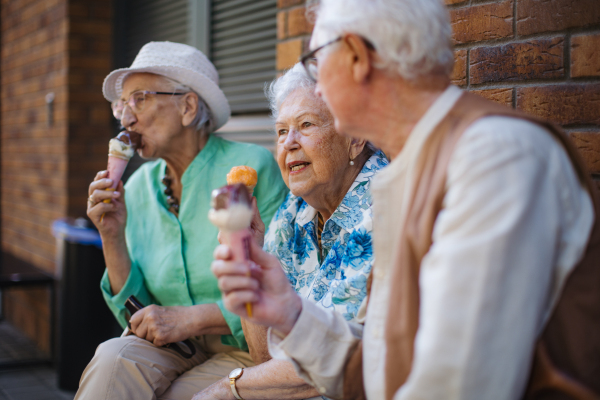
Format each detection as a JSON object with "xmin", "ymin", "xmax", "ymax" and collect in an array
[{"xmin": 86, "ymin": 337, "xmax": 136, "ymax": 374}]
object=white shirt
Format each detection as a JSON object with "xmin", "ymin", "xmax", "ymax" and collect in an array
[{"xmin": 269, "ymin": 86, "xmax": 595, "ymax": 400}]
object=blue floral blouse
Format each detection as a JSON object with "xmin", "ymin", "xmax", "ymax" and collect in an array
[{"xmin": 263, "ymin": 151, "xmax": 388, "ymax": 321}]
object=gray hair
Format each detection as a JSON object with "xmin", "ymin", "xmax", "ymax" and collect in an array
[
  {"xmin": 266, "ymin": 63, "xmax": 379, "ymax": 156},
  {"xmin": 265, "ymin": 63, "xmax": 315, "ymax": 119},
  {"xmin": 162, "ymin": 76, "xmax": 214, "ymax": 133},
  {"xmin": 313, "ymin": 0, "xmax": 454, "ymax": 80}
]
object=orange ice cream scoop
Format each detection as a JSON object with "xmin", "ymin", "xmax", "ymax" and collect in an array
[{"xmin": 227, "ymin": 166, "xmax": 257, "ymax": 196}]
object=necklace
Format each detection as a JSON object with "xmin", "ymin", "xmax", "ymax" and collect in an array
[{"xmin": 161, "ymin": 171, "xmax": 179, "ymax": 214}]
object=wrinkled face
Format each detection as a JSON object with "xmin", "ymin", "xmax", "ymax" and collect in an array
[
  {"xmin": 276, "ymin": 87, "xmax": 351, "ymax": 202},
  {"xmin": 119, "ymin": 73, "xmax": 184, "ymax": 159}
]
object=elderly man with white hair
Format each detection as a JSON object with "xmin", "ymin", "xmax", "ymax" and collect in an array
[{"xmin": 211, "ymin": 0, "xmax": 600, "ymax": 399}]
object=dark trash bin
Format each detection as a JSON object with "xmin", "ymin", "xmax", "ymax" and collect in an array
[{"xmin": 52, "ymin": 218, "xmax": 122, "ymax": 391}]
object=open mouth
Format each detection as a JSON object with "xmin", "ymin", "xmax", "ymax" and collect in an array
[{"xmin": 288, "ymin": 161, "xmax": 310, "ymax": 173}]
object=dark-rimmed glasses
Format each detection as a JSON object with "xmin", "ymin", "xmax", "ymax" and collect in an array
[
  {"xmin": 111, "ymin": 90, "xmax": 186, "ymax": 119},
  {"xmin": 300, "ymin": 36, "xmax": 375, "ymax": 82}
]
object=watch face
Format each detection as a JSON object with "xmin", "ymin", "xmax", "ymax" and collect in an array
[{"xmin": 229, "ymin": 368, "xmax": 243, "ymax": 379}]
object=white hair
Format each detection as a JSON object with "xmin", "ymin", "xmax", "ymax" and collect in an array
[
  {"xmin": 313, "ymin": 0, "xmax": 454, "ymax": 80},
  {"xmin": 162, "ymin": 76, "xmax": 214, "ymax": 133},
  {"xmin": 265, "ymin": 63, "xmax": 315, "ymax": 120},
  {"xmin": 266, "ymin": 63, "xmax": 378, "ymax": 156}
]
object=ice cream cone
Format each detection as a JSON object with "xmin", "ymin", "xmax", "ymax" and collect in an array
[
  {"xmin": 209, "ymin": 184, "xmax": 255, "ymax": 318},
  {"xmin": 101, "ymin": 131, "xmax": 138, "ymax": 222}
]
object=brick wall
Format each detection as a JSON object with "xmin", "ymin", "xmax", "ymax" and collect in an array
[
  {"xmin": 448, "ymin": 0, "xmax": 600, "ymax": 181},
  {"xmin": 276, "ymin": 0, "xmax": 314, "ymax": 72},
  {"xmin": 0, "ymin": 0, "xmax": 113, "ymax": 352},
  {"xmin": 275, "ymin": 0, "xmax": 600, "ymax": 182},
  {"xmin": 67, "ymin": 0, "xmax": 113, "ymax": 218}
]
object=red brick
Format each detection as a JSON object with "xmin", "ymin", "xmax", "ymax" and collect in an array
[
  {"xmin": 287, "ymin": 6, "xmax": 314, "ymax": 37},
  {"xmin": 277, "ymin": 11, "xmax": 287, "ymax": 40},
  {"xmin": 469, "ymin": 37, "xmax": 564, "ymax": 85},
  {"xmin": 445, "ymin": 0, "xmax": 466, "ymax": 4},
  {"xmin": 450, "ymin": 1, "xmax": 513, "ymax": 45},
  {"xmin": 569, "ymin": 131, "xmax": 600, "ymax": 174},
  {"xmin": 277, "ymin": 0, "xmax": 304, "ymax": 8},
  {"xmin": 517, "ymin": 0, "xmax": 600, "ymax": 36},
  {"xmin": 472, "ymin": 88, "xmax": 514, "ymax": 107},
  {"xmin": 571, "ymin": 33, "xmax": 600, "ymax": 78},
  {"xmin": 516, "ymin": 84, "xmax": 600, "ymax": 126},
  {"xmin": 277, "ymin": 39, "xmax": 303, "ymax": 70},
  {"xmin": 450, "ymin": 49, "xmax": 467, "ymax": 86}
]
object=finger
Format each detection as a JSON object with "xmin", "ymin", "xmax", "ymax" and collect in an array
[
  {"xmin": 94, "ymin": 170, "xmax": 108, "ymax": 181},
  {"xmin": 213, "ymin": 244, "xmax": 232, "ymax": 261},
  {"xmin": 87, "ymin": 201, "xmax": 118, "ymax": 219},
  {"xmin": 91, "ymin": 188, "xmax": 121, "ymax": 202},
  {"xmin": 218, "ymin": 275, "xmax": 259, "ymax": 293},
  {"xmin": 89, "ymin": 178, "xmax": 115, "ymax": 195},
  {"xmin": 211, "ymin": 259, "xmax": 251, "ymax": 278},
  {"xmin": 224, "ymin": 291, "xmax": 260, "ymax": 313},
  {"xmin": 129, "ymin": 308, "xmax": 146, "ymax": 332},
  {"xmin": 248, "ymin": 240, "xmax": 279, "ymax": 269}
]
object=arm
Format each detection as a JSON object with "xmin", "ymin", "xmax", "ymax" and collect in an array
[
  {"xmin": 87, "ymin": 171, "xmax": 131, "ymax": 295},
  {"xmin": 395, "ymin": 121, "xmax": 583, "ymax": 399},
  {"xmin": 193, "ymin": 359, "xmax": 321, "ymax": 400},
  {"xmin": 241, "ymin": 319, "xmax": 270, "ymax": 364}
]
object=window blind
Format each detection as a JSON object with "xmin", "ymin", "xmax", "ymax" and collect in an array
[{"xmin": 210, "ymin": 0, "xmax": 277, "ymax": 114}]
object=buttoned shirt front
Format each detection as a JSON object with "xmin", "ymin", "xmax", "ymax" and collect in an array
[{"xmin": 268, "ymin": 86, "xmax": 594, "ymax": 400}]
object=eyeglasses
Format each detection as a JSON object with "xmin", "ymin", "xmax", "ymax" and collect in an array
[
  {"xmin": 300, "ymin": 37, "xmax": 342, "ymax": 82},
  {"xmin": 300, "ymin": 36, "xmax": 375, "ymax": 82},
  {"xmin": 111, "ymin": 90, "xmax": 186, "ymax": 119}
]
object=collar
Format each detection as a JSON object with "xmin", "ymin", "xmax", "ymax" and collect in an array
[{"xmin": 157, "ymin": 134, "xmax": 219, "ymax": 188}]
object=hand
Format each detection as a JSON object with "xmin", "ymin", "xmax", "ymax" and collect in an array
[
  {"xmin": 211, "ymin": 240, "xmax": 302, "ymax": 335},
  {"xmin": 217, "ymin": 197, "xmax": 266, "ymax": 247},
  {"xmin": 129, "ymin": 305, "xmax": 194, "ymax": 347},
  {"xmin": 87, "ymin": 170, "xmax": 127, "ymax": 240},
  {"xmin": 192, "ymin": 378, "xmax": 233, "ymax": 400},
  {"xmin": 249, "ymin": 197, "xmax": 266, "ymax": 247}
]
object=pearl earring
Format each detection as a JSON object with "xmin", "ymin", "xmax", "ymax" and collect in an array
[{"xmin": 349, "ymin": 160, "xmax": 355, "ymax": 166}]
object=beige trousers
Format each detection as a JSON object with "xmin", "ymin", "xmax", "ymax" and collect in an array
[{"xmin": 75, "ymin": 334, "xmax": 254, "ymax": 400}]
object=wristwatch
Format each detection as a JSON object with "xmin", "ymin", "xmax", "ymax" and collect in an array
[{"xmin": 228, "ymin": 367, "xmax": 244, "ymax": 400}]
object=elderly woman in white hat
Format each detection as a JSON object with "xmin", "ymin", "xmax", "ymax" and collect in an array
[{"xmin": 80, "ymin": 41, "xmax": 288, "ymax": 400}]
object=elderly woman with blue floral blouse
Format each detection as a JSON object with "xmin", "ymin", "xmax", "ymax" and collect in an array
[{"xmin": 193, "ymin": 64, "xmax": 387, "ymax": 400}]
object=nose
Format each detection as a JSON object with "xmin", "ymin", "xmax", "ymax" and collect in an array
[
  {"xmin": 120, "ymin": 104, "xmax": 137, "ymax": 128},
  {"xmin": 282, "ymin": 128, "xmax": 301, "ymax": 152}
]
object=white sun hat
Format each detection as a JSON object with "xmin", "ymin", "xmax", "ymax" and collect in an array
[{"xmin": 103, "ymin": 41, "xmax": 231, "ymax": 131}]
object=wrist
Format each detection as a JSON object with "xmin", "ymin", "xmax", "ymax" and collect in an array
[
  {"xmin": 219, "ymin": 377, "xmax": 236, "ymax": 400},
  {"xmin": 278, "ymin": 293, "xmax": 302, "ymax": 336},
  {"xmin": 100, "ymin": 231, "xmax": 127, "ymax": 247}
]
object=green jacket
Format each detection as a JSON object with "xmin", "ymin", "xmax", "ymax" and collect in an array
[{"xmin": 101, "ymin": 135, "xmax": 288, "ymax": 350}]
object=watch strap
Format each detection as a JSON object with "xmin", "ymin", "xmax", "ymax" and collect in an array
[{"xmin": 230, "ymin": 377, "xmax": 244, "ymax": 400}]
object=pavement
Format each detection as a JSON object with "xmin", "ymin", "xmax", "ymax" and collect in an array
[{"xmin": 0, "ymin": 321, "xmax": 75, "ymax": 400}]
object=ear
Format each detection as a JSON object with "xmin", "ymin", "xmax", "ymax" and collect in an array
[
  {"xmin": 180, "ymin": 92, "xmax": 199, "ymax": 127},
  {"xmin": 344, "ymin": 33, "xmax": 373, "ymax": 85},
  {"xmin": 349, "ymin": 137, "xmax": 367, "ymax": 160}
]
